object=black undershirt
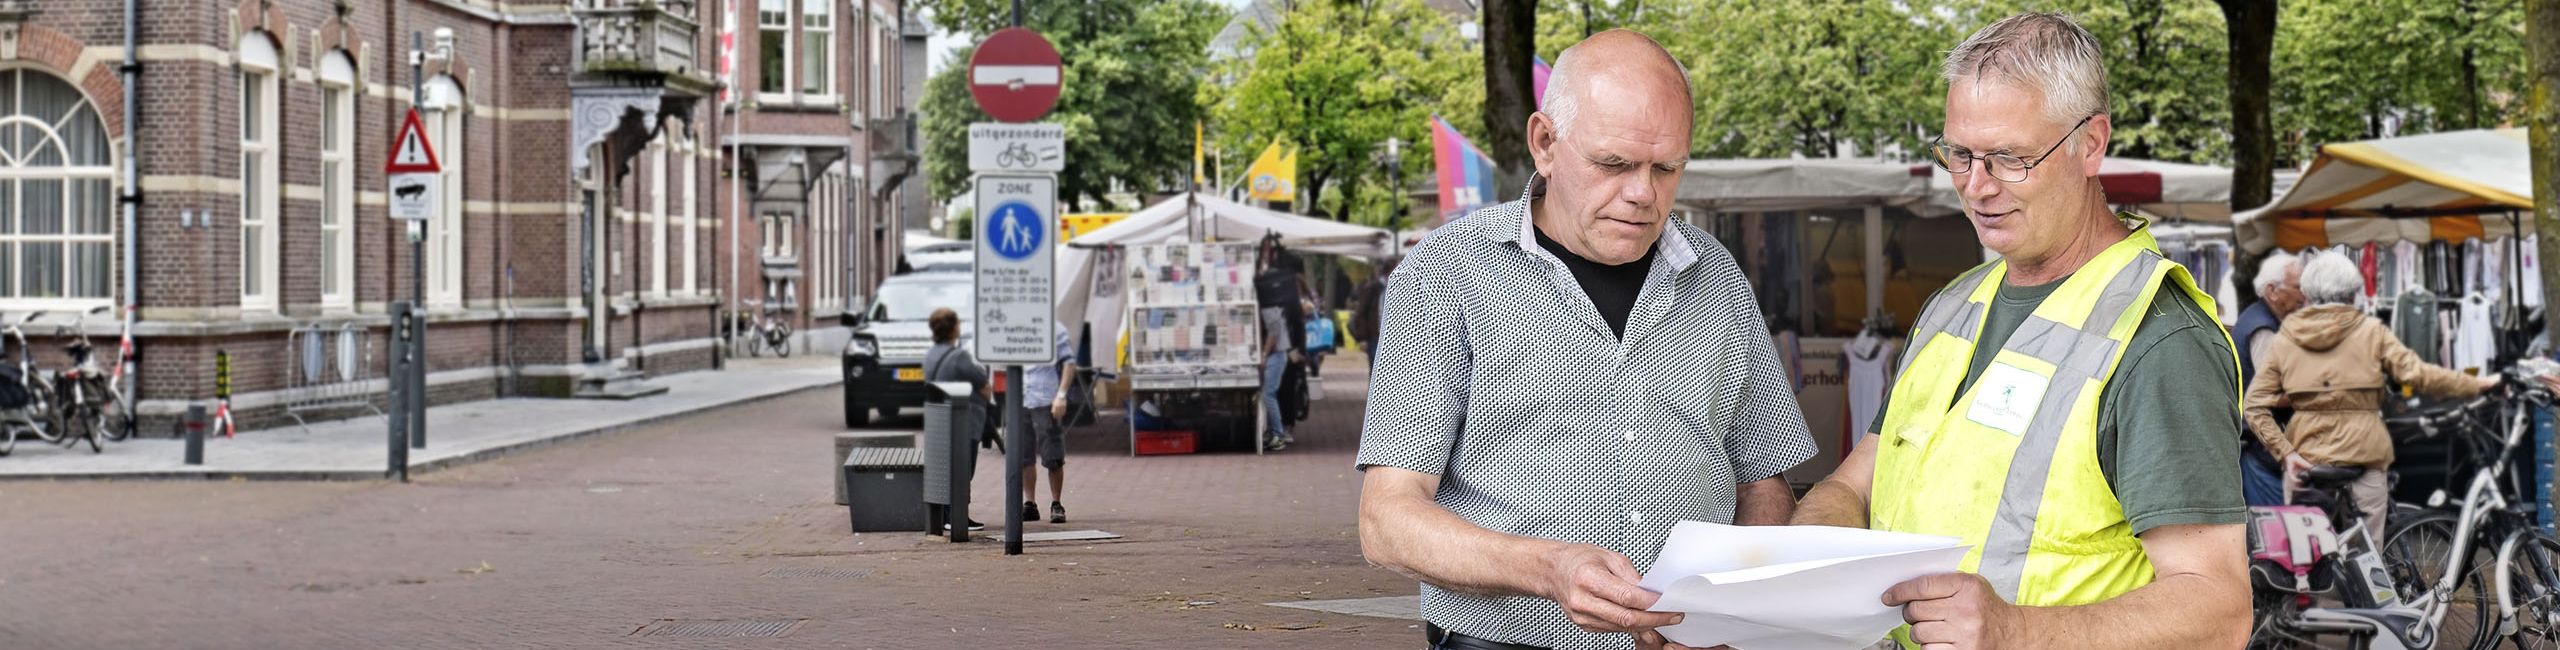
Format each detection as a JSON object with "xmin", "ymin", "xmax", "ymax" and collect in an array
[{"xmin": 1534, "ymin": 227, "xmax": 1654, "ymax": 340}]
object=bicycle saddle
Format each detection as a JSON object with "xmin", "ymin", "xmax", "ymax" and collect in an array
[{"xmin": 2300, "ymin": 465, "xmax": 2367, "ymax": 489}]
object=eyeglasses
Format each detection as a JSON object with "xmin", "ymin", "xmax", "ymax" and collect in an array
[{"xmin": 1929, "ymin": 115, "xmax": 2095, "ymax": 183}]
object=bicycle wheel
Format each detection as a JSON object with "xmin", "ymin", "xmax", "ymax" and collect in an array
[
  {"xmin": 2497, "ymin": 532, "xmax": 2560, "ymax": 650},
  {"xmin": 98, "ymin": 386, "xmax": 131, "ymax": 442},
  {"xmin": 2385, "ymin": 513, "xmax": 2492, "ymax": 650}
]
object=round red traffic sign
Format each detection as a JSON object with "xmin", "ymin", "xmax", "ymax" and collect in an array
[{"xmin": 967, "ymin": 27, "xmax": 1062, "ymax": 123}]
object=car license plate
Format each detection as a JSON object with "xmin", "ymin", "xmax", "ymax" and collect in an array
[{"xmin": 896, "ymin": 368, "xmax": 924, "ymax": 382}]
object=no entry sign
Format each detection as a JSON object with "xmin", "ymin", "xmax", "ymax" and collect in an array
[{"xmin": 967, "ymin": 27, "xmax": 1062, "ymax": 123}]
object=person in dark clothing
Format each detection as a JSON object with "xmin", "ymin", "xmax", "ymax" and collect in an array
[
  {"xmin": 922, "ymin": 307, "xmax": 989, "ymax": 532},
  {"xmin": 1351, "ymin": 256, "xmax": 1401, "ymax": 371}
]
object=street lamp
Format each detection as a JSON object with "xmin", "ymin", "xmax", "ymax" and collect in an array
[{"xmin": 1376, "ymin": 137, "xmax": 1403, "ymax": 231}]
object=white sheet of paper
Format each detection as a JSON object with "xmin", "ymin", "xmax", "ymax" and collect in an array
[{"xmin": 1639, "ymin": 521, "xmax": 1970, "ymax": 650}]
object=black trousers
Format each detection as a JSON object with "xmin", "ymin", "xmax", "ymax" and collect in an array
[{"xmin": 1426, "ymin": 622, "xmax": 1551, "ymax": 650}]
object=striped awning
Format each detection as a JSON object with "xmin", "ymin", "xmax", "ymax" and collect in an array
[{"xmin": 2235, "ymin": 128, "xmax": 2533, "ymax": 253}]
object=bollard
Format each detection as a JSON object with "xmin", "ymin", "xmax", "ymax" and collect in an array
[{"xmin": 183, "ymin": 404, "xmax": 205, "ymax": 465}]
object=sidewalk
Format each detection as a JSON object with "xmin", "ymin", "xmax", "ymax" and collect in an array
[{"xmin": 0, "ymin": 357, "xmax": 842, "ymax": 481}]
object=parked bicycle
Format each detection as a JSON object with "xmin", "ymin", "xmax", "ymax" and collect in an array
[
  {"xmin": 749, "ymin": 309, "xmax": 792, "ymax": 358},
  {"xmin": 2252, "ymin": 368, "xmax": 2560, "ymax": 649},
  {"xmin": 56, "ymin": 305, "xmax": 121, "ymax": 443},
  {"xmin": 0, "ymin": 311, "xmax": 71, "ymax": 455}
]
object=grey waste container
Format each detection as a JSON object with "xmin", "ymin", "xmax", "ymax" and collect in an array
[
  {"xmin": 844, "ymin": 447, "xmax": 928, "ymax": 532},
  {"xmin": 922, "ymin": 381, "xmax": 975, "ymax": 508}
]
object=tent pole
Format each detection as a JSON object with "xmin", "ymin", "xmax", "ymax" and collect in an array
[{"xmin": 1864, "ymin": 205, "xmax": 1885, "ymax": 325}]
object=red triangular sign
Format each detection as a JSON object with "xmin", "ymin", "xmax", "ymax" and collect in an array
[{"xmin": 385, "ymin": 108, "xmax": 442, "ymax": 174}]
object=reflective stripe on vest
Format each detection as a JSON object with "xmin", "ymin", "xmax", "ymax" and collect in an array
[{"xmin": 1973, "ymin": 253, "xmax": 2159, "ymax": 599}]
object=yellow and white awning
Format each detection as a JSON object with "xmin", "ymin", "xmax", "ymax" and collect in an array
[{"xmin": 2235, "ymin": 128, "xmax": 2533, "ymax": 253}]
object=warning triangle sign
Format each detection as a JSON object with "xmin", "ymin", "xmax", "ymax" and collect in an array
[{"xmin": 385, "ymin": 108, "xmax": 442, "ymax": 174}]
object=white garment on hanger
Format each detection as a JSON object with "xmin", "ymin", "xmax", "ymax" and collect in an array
[
  {"xmin": 2397, "ymin": 241, "xmax": 2424, "ymax": 295},
  {"xmin": 2525, "ymin": 234, "xmax": 2544, "ymax": 309},
  {"xmin": 1844, "ymin": 333, "xmax": 1897, "ymax": 447},
  {"xmin": 2457, "ymin": 293, "xmax": 2496, "ymax": 374}
]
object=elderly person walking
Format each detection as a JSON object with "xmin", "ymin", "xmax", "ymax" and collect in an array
[
  {"xmin": 2233, "ymin": 251, "xmax": 2302, "ymax": 506},
  {"xmin": 2245, "ymin": 250, "xmax": 2497, "ymax": 540}
]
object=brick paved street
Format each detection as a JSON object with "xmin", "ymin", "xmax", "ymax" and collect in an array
[{"xmin": 0, "ymin": 363, "xmax": 1417, "ymax": 649}]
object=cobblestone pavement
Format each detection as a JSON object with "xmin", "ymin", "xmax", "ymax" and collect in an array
[{"xmin": 0, "ymin": 362, "xmax": 1418, "ymax": 649}]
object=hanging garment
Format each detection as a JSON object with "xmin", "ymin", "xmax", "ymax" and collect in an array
[
  {"xmin": 2360, "ymin": 242, "xmax": 2381, "ymax": 299},
  {"xmin": 2457, "ymin": 293, "xmax": 2495, "ymax": 375},
  {"xmin": 1845, "ymin": 332, "xmax": 1897, "ymax": 448},
  {"xmin": 2525, "ymin": 234, "xmax": 2545, "ymax": 309},
  {"xmin": 2394, "ymin": 289, "xmax": 2439, "ymax": 364},
  {"xmin": 2397, "ymin": 242, "xmax": 2424, "ymax": 296}
]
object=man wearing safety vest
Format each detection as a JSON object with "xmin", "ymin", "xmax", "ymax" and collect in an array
[{"xmin": 1790, "ymin": 12, "xmax": 2251, "ymax": 649}]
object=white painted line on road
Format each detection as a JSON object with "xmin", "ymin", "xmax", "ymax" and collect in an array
[{"xmin": 1263, "ymin": 595, "xmax": 1420, "ymax": 620}]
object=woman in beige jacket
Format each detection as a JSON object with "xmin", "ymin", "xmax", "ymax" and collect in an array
[{"xmin": 2244, "ymin": 250, "xmax": 2498, "ymax": 540}]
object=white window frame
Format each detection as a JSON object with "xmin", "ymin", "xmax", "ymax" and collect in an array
[
  {"xmin": 755, "ymin": 0, "xmax": 793, "ymax": 103},
  {"xmin": 648, "ymin": 128, "xmax": 669, "ymax": 298},
  {"xmin": 238, "ymin": 33, "xmax": 281, "ymax": 312},
  {"xmin": 423, "ymin": 76, "xmax": 466, "ymax": 310},
  {"xmin": 0, "ymin": 69, "xmax": 117, "ymax": 310},
  {"xmin": 680, "ymin": 135, "xmax": 699, "ymax": 295},
  {"xmin": 318, "ymin": 51, "xmax": 358, "ymax": 312},
  {"xmin": 800, "ymin": 0, "xmax": 835, "ymax": 103},
  {"xmin": 871, "ymin": 23, "xmax": 888, "ymax": 118}
]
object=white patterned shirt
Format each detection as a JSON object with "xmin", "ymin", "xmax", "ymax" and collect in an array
[{"xmin": 1357, "ymin": 175, "xmax": 1816, "ymax": 650}]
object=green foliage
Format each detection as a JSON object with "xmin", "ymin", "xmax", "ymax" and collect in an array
[
  {"xmin": 2275, "ymin": 0, "xmax": 2530, "ymax": 163},
  {"xmin": 1208, "ymin": 0, "xmax": 1478, "ymax": 229},
  {"xmin": 918, "ymin": 0, "xmax": 1230, "ymax": 210}
]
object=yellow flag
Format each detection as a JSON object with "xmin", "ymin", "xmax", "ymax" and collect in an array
[
  {"xmin": 1193, "ymin": 121, "xmax": 1206, "ymax": 188},
  {"xmin": 1245, "ymin": 143, "xmax": 1296, "ymax": 202}
]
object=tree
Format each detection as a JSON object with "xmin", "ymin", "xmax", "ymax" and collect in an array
[
  {"xmin": 1211, "ymin": 0, "xmax": 1476, "ymax": 228},
  {"xmin": 2531, "ymin": 0, "xmax": 2559, "ymax": 347},
  {"xmin": 2218, "ymin": 0, "xmax": 2277, "ymax": 216},
  {"xmin": 917, "ymin": 0, "xmax": 1229, "ymax": 210},
  {"xmin": 1666, "ymin": 1, "xmax": 1954, "ymax": 159},
  {"xmin": 1481, "ymin": 0, "xmax": 1537, "ymax": 193},
  {"xmin": 2274, "ymin": 0, "xmax": 2530, "ymax": 163}
]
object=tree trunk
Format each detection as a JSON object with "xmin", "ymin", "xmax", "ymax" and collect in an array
[
  {"xmin": 2529, "ymin": 0, "xmax": 2560, "ymax": 348},
  {"xmin": 2220, "ymin": 0, "xmax": 2278, "ymax": 309},
  {"xmin": 1481, "ymin": 0, "xmax": 1537, "ymax": 198}
]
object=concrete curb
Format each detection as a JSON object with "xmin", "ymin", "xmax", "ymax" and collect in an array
[{"xmin": 0, "ymin": 379, "xmax": 845, "ymax": 482}]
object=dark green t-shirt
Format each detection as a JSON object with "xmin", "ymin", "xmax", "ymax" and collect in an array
[{"xmin": 1869, "ymin": 272, "xmax": 2248, "ymax": 535}]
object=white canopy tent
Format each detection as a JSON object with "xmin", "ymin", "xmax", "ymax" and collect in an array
[
  {"xmin": 1055, "ymin": 192, "xmax": 1394, "ymax": 371},
  {"xmin": 2233, "ymin": 128, "xmax": 2534, "ymax": 254}
]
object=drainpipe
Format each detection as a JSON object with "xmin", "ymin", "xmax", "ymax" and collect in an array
[{"xmin": 118, "ymin": 0, "xmax": 142, "ymax": 416}]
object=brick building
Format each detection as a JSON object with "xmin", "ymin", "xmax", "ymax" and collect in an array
[{"xmin": 0, "ymin": 0, "xmax": 909, "ymax": 433}]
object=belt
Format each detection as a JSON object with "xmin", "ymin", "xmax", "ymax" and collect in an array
[{"xmin": 1427, "ymin": 622, "xmax": 1551, "ymax": 650}]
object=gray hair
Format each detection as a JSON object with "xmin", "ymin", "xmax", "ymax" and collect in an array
[
  {"xmin": 1540, "ymin": 33, "xmax": 1693, "ymax": 138},
  {"xmin": 2251, "ymin": 250, "xmax": 2297, "ymax": 295},
  {"xmin": 2298, "ymin": 250, "xmax": 2363, "ymax": 306},
  {"xmin": 1942, "ymin": 13, "xmax": 2110, "ymax": 133}
]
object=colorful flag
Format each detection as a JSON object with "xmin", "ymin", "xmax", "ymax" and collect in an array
[
  {"xmin": 1532, "ymin": 55, "xmax": 1553, "ymax": 109},
  {"xmin": 717, "ymin": 0, "xmax": 737, "ymax": 105},
  {"xmin": 1245, "ymin": 142, "xmax": 1296, "ymax": 202},
  {"xmin": 1194, "ymin": 121, "xmax": 1206, "ymax": 188},
  {"xmin": 1431, "ymin": 116, "xmax": 1500, "ymax": 224}
]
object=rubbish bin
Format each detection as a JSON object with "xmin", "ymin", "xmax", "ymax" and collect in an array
[{"xmin": 922, "ymin": 382, "xmax": 975, "ymax": 534}]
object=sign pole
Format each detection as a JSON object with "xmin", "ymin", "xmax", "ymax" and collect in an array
[
  {"xmin": 408, "ymin": 31, "xmax": 429, "ymax": 450},
  {"xmin": 967, "ymin": 21, "xmax": 1060, "ymax": 557}
]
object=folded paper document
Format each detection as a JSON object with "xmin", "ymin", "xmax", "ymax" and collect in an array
[{"xmin": 1639, "ymin": 521, "xmax": 1970, "ymax": 650}]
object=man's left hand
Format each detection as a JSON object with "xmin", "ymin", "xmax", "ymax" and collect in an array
[
  {"xmin": 1885, "ymin": 572, "xmax": 2015, "ymax": 649},
  {"xmin": 1050, "ymin": 398, "xmax": 1067, "ymax": 420}
]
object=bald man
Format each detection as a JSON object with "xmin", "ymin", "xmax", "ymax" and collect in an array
[{"xmin": 1357, "ymin": 30, "xmax": 1815, "ymax": 650}]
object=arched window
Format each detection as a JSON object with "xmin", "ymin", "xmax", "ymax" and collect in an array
[
  {"xmin": 0, "ymin": 69, "xmax": 113, "ymax": 307},
  {"xmin": 238, "ymin": 33, "xmax": 281, "ymax": 311},
  {"xmin": 318, "ymin": 51, "xmax": 358, "ymax": 311},
  {"xmin": 422, "ymin": 75, "xmax": 465, "ymax": 309}
]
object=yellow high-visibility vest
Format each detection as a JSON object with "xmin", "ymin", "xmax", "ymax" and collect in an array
[{"xmin": 1872, "ymin": 223, "xmax": 2233, "ymax": 645}]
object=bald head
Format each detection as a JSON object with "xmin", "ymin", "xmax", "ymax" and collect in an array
[{"xmin": 1540, "ymin": 29, "xmax": 1694, "ymax": 138}]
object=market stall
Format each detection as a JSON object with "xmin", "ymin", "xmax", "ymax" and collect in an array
[
  {"xmin": 2231, "ymin": 127, "xmax": 2540, "ymax": 506},
  {"xmin": 1053, "ymin": 193, "xmax": 1393, "ymax": 454}
]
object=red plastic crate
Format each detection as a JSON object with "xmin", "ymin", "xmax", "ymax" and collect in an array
[{"xmin": 1134, "ymin": 430, "xmax": 1197, "ymax": 456}]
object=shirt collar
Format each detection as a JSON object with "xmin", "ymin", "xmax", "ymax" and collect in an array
[{"xmin": 1492, "ymin": 173, "xmax": 1699, "ymax": 273}]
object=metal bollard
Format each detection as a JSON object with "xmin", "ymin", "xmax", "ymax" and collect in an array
[{"xmin": 183, "ymin": 404, "xmax": 205, "ymax": 465}]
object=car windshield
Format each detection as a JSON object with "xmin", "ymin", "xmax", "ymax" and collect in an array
[{"xmin": 870, "ymin": 280, "xmax": 973, "ymax": 321}]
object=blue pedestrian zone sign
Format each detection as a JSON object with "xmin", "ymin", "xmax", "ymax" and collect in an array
[{"xmin": 985, "ymin": 200, "xmax": 1045, "ymax": 260}]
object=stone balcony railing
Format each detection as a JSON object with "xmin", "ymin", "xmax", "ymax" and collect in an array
[{"xmin": 571, "ymin": 0, "xmax": 714, "ymax": 95}]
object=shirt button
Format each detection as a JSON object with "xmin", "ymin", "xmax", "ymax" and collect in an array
[
  {"xmin": 1623, "ymin": 430, "xmax": 1637, "ymax": 442},
  {"xmin": 1629, "ymin": 511, "xmax": 1645, "ymax": 525}
]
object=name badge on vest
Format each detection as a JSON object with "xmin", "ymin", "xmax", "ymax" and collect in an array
[{"xmin": 1966, "ymin": 362, "xmax": 2048, "ymax": 436}]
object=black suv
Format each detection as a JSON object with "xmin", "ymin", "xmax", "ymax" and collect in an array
[{"xmin": 841, "ymin": 271, "xmax": 973, "ymax": 427}]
